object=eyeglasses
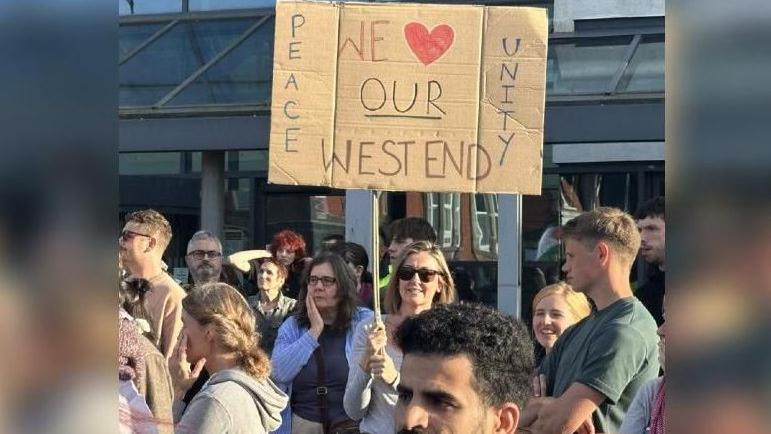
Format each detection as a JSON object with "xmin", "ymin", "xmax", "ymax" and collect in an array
[
  {"xmin": 187, "ymin": 250, "xmax": 223, "ymax": 260},
  {"xmin": 120, "ymin": 230, "xmax": 152, "ymax": 242},
  {"xmin": 308, "ymin": 275, "xmax": 337, "ymax": 288},
  {"xmin": 397, "ymin": 266, "xmax": 443, "ymax": 283}
]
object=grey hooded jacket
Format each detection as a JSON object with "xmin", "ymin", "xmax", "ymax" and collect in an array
[{"xmin": 174, "ymin": 368, "xmax": 288, "ymax": 434}]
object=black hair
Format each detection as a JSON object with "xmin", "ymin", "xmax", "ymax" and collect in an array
[
  {"xmin": 327, "ymin": 241, "xmax": 372, "ymax": 284},
  {"xmin": 396, "ymin": 303, "xmax": 534, "ymax": 409},
  {"xmin": 635, "ymin": 196, "xmax": 665, "ymax": 220},
  {"xmin": 322, "ymin": 234, "xmax": 345, "ymax": 245},
  {"xmin": 119, "ymin": 277, "xmax": 155, "ymax": 341},
  {"xmin": 389, "ymin": 217, "xmax": 437, "ymax": 244}
]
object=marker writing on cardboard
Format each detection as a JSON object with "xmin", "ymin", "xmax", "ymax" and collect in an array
[
  {"xmin": 497, "ymin": 37, "xmax": 521, "ymax": 166},
  {"xmin": 338, "ymin": 20, "xmax": 389, "ymax": 62},
  {"xmin": 359, "ymin": 78, "xmax": 446, "ymax": 119},
  {"xmin": 282, "ymin": 13, "xmax": 305, "ymax": 153},
  {"xmin": 320, "ymin": 138, "xmax": 490, "ymax": 180}
]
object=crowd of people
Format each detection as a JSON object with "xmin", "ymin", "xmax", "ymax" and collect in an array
[{"xmin": 118, "ymin": 196, "xmax": 666, "ymax": 434}]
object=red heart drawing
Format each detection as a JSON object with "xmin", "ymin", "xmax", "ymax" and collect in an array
[{"xmin": 404, "ymin": 22, "xmax": 454, "ymax": 66}]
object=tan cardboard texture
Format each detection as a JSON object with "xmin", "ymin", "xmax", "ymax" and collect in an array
[{"xmin": 270, "ymin": 1, "xmax": 547, "ymax": 194}]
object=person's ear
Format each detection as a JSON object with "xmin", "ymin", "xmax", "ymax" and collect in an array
[
  {"xmin": 493, "ymin": 403, "xmax": 520, "ymax": 434},
  {"xmin": 204, "ymin": 324, "xmax": 216, "ymax": 343},
  {"xmin": 595, "ymin": 241, "xmax": 611, "ymax": 267},
  {"xmin": 146, "ymin": 236, "xmax": 157, "ymax": 253}
]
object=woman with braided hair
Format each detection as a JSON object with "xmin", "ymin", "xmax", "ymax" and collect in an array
[{"xmin": 170, "ymin": 282, "xmax": 289, "ymax": 433}]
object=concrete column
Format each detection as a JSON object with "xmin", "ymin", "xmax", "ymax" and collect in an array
[
  {"xmin": 497, "ymin": 194, "xmax": 522, "ymax": 318},
  {"xmin": 201, "ymin": 151, "xmax": 225, "ymax": 240},
  {"xmin": 345, "ymin": 189, "xmax": 374, "ymax": 260}
]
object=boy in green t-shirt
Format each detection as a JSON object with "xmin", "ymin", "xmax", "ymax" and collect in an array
[{"xmin": 521, "ymin": 207, "xmax": 660, "ymax": 434}]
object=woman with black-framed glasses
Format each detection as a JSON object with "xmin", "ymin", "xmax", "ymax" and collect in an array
[
  {"xmin": 270, "ymin": 253, "xmax": 373, "ymax": 434},
  {"xmin": 344, "ymin": 241, "xmax": 457, "ymax": 434}
]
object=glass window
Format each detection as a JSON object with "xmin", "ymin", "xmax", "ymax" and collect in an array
[
  {"xmin": 616, "ymin": 35, "xmax": 665, "ymax": 93},
  {"xmin": 120, "ymin": 18, "xmax": 256, "ymax": 107},
  {"xmin": 425, "ymin": 193, "xmax": 461, "ymax": 254},
  {"xmin": 559, "ymin": 173, "xmax": 638, "ymax": 216},
  {"xmin": 471, "ymin": 194, "xmax": 498, "ymax": 259},
  {"xmin": 547, "ymin": 36, "xmax": 634, "ymax": 95},
  {"xmin": 265, "ymin": 193, "xmax": 345, "ymax": 255},
  {"xmin": 119, "ymin": 0, "xmax": 182, "ymax": 16},
  {"xmin": 238, "ymin": 151, "xmax": 268, "ymax": 172},
  {"xmin": 190, "ymin": 152, "xmax": 202, "ymax": 173},
  {"xmin": 224, "ymin": 178, "xmax": 254, "ymax": 255},
  {"xmin": 166, "ymin": 17, "xmax": 275, "ymax": 106},
  {"xmin": 119, "ymin": 152, "xmax": 182, "ymax": 175},
  {"xmin": 223, "ymin": 151, "xmax": 268, "ymax": 172},
  {"xmin": 120, "ymin": 23, "xmax": 168, "ymax": 59},
  {"xmin": 190, "ymin": 0, "xmax": 275, "ymax": 10}
]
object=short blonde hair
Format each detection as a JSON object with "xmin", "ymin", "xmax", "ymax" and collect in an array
[
  {"xmin": 532, "ymin": 281, "xmax": 591, "ymax": 322},
  {"xmin": 182, "ymin": 282, "xmax": 270, "ymax": 381},
  {"xmin": 125, "ymin": 209, "xmax": 173, "ymax": 251},
  {"xmin": 562, "ymin": 207, "xmax": 641, "ymax": 266},
  {"xmin": 385, "ymin": 241, "xmax": 456, "ymax": 315}
]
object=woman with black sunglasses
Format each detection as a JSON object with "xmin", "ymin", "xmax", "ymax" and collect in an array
[{"xmin": 344, "ymin": 241, "xmax": 457, "ymax": 434}]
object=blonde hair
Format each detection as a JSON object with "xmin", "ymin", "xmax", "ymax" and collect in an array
[
  {"xmin": 385, "ymin": 241, "xmax": 456, "ymax": 315},
  {"xmin": 562, "ymin": 207, "xmax": 641, "ymax": 266},
  {"xmin": 532, "ymin": 282, "xmax": 591, "ymax": 322},
  {"xmin": 182, "ymin": 282, "xmax": 270, "ymax": 380},
  {"xmin": 125, "ymin": 209, "xmax": 173, "ymax": 251}
]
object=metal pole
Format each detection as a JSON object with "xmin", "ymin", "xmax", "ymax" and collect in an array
[
  {"xmin": 497, "ymin": 193, "xmax": 522, "ymax": 318},
  {"xmin": 371, "ymin": 190, "xmax": 383, "ymax": 325}
]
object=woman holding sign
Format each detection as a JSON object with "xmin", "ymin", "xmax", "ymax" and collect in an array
[
  {"xmin": 271, "ymin": 253, "xmax": 373, "ymax": 434},
  {"xmin": 343, "ymin": 241, "xmax": 456, "ymax": 434}
]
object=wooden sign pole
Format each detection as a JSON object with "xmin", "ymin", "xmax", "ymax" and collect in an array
[{"xmin": 371, "ymin": 190, "xmax": 383, "ymax": 325}]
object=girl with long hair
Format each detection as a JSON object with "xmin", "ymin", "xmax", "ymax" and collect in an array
[{"xmin": 171, "ymin": 282, "xmax": 288, "ymax": 433}]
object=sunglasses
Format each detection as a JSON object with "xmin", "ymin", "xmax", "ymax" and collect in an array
[
  {"xmin": 120, "ymin": 230, "xmax": 152, "ymax": 242},
  {"xmin": 397, "ymin": 266, "xmax": 443, "ymax": 283}
]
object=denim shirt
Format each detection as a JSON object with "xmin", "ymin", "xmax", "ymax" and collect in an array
[{"xmin": 269, "ymin": 307, "xmax": 374, "ymax": 434}]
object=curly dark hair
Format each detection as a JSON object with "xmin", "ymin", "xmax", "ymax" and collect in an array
[
  {"xmin": 395, "ymin": 303, "xmax": 534, "ymax": 409},
  {"xmin": 635, "ymin": 196, "xmax": 665, "ymax": 220},
  {"xmin": 294, "ymin": 253, "xmax": 360, "ymax": 332}
]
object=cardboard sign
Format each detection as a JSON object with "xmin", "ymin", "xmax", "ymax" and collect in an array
[{"xmin": 269, "ymin": 1, "xmax": 548, "ymax": 194}]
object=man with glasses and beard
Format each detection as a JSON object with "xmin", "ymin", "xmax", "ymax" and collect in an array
[
  {"xmin": 394, "ymin": 303, "xmax": 534, "ymax": 434},
  {"xmin": 178, "ymin": 230, "xmax": 232, "ymax": 410},
  {"xmin": 184, "ymin": 230, "xmax": 224, "ymax": 289}
]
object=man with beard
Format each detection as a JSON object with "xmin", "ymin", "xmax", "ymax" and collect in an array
[
  {"xmin": 393, "ymin": 303, "xmax": 533, "ymax": 434},
  {"xmin": 183, "ymin": 230, "xmax": 224, "ymax": 290},
  {"xmin": 634, "ymin": 196, "xmax": 665, "ymax": 325},
  {"xmin": 178, "ymin": 230, "xmax": 225, "ymax": 409}
]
